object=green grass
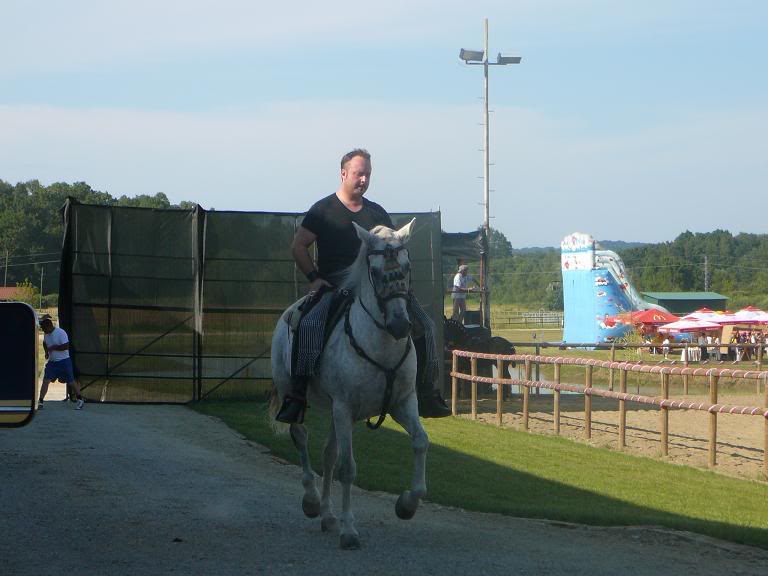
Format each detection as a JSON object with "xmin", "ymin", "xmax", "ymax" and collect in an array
[{"xmin": 191, "ymin": 399, "xmax": 768, "ymax": 549}]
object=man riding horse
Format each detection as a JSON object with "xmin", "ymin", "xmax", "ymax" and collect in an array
[{"xmin": 275, "ymin": 148, "xmax": 451, "ymax": 423}]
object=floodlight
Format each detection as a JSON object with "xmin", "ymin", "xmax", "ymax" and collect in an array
[
  {"xmin": 497, "ymin": 53, "xmax": 522, "ymax": 65},
  {"xmin": 459, "ymin": 48, "xmax": 484, "ymax": 62}
]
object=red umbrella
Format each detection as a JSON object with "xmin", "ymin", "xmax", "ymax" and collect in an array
[
  {"xmin": 628, "ymin": 309, "xmax": 679, "ymax": 325},
  {"xmin": 682, "ymin": 310, "xmax": 734, "ymax": 323},
  {"xmin": 726, "ymin": 307, "xmax": 768, "ymax": 325},
  {"xmin": 657, "ymin": 319, "xmax": 722, "ymax": 333}
]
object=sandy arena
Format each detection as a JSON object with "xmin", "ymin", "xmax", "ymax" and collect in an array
[{"xmin": 465, "ymin": 391, "xmax": 767, "ymax": 482}]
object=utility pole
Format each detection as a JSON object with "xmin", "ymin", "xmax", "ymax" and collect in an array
[
  {"xmin": 703, "ymin": 255, "xmax": 710, "ymax": 291},
  {"xmin": 39, "ymin": 266, "xmax": 44, "ymax": 309},
  {"xmin": 459, "ymin": 19, "xmax": 521, "ymax": 328}
]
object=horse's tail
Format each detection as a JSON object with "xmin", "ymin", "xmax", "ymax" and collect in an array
[{"xmin": 267, "ymin": 384, "xmax": 290, "ymax": 435}]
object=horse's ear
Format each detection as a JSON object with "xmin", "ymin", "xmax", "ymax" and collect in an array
[
  {"xmin": 394, "ymin": 218, "xmax": 416, "ymax": 244},
  {"xmin": 352, "ymin": 221, "xmax": 376, "ymax": 248}
]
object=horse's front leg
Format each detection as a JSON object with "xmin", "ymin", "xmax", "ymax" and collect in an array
[
  {"xmin": 289, "ymin": 424, "xmax": 321, "ymax": 518},
  {"xmin": 389, "ymin": 393, "xmax": 429, "ymax": 520},
  {"xmin": 320, "ymin": 418, "xmax": 339, "ymax": 533},
  {"xmin": 332, "ymin": 404, "xmax": 359, "ymax": 549}
]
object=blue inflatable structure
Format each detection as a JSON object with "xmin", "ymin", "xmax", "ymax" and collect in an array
[{"xmin": 561, "ymin": 232, "xmax": 665, "ymax": 344}]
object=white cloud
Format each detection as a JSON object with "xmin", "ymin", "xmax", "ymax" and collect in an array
[
  {"xmin": 492, "ymin": 105, "xmax": 768, "ymax": 244},
  {"xmin": 2, "ymin": 101, "xmax": 766, "ymax": 247}
]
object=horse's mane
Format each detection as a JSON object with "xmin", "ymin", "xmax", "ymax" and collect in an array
[{"xmin": 335, "ymin": 225, "xmax": 395, "ymax": 295}]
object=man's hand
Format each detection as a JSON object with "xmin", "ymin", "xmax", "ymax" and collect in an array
[{"xmin": 308, "ymin": 278, "xmax": 332, "ymax": 299}]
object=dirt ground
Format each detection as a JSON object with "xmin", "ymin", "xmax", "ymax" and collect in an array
[
  {"xmin": 3, "ymin": 394, "xmax": 768, "ymax": 575},
  {"xmin": 464, "ymin": 390, "xmax": 767, "ymax": 482}
]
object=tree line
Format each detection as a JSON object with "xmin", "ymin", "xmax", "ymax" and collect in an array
[
  {"xmin": 0, "ymin": 179, "xmax": 195, "ymax": 293},
  {"xmin": 2, "ymin": 178, "xmax": 766, "ymax": 310},
  {"xmin": 483, "ymin": 228, "xmax": 768, "ymax": 310}
]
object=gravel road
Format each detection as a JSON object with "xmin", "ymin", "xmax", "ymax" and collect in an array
[{"xmin": 2, "ymin": 401, "xmax": 767, "ymax": 575}]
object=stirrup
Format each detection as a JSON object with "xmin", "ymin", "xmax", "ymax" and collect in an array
[
  {"xmin": 417, "ymin": 389, "xmax": 451, "ymax": 418},
  {"xmin": 275, "ymin": 394, "xmax": 307, "ymax": 424}
]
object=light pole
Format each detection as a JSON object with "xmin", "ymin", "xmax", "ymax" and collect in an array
[{"xmin": 459, "ymin": 18, "xmax": 520, "ymax": 328}]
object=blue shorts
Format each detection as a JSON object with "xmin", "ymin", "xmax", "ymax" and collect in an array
[{"xmin": 44, "ymin": 358, "xmax": 76, "ymax": 383}]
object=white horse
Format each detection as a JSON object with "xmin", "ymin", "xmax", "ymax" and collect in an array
[{"xmin": 269, "ymin": 219, "xmax": 428, "ymax": 549}]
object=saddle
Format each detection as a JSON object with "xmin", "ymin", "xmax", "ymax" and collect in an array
[{"xmin": 285, "ymin": 287, "xmax": 354, "ymax": 377}]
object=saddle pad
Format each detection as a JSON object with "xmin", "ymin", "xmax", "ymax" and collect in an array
[{"xmin": 290, "ymin": 289, "xmax": 353, "ymax": 377}]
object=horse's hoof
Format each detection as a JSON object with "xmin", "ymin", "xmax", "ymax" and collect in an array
[
  {"xmin": 302, "ymin": 496, "xmax": 321, "ymax": 518},
  {"xmin": 339, "ymin": 533, "xmax": 361, "ymax": 550},
  {"xmin": 321, "ymin": 516, "xmax": 339, "ymax": 533},
  {"xmin": 395, "ymin": 492, "xmax": 417, "ymax": 520}
]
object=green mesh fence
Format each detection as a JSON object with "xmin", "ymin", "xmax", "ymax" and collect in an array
[{"xmin": 59, "ymin": 199, "xmax": 444, "ymax": 403}]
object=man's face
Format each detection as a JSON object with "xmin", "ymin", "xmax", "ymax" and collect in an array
[
  {"xmin": 340, "ymin": 155, "xmax": 371, "ymax": 198},
  {"xmin": 40, "ymin": 321, "xmax": 54, "ymax": 334}
]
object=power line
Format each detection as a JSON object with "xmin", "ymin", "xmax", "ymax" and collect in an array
[
  {"xmin": 444, "ymin": 271, "xmax": 559, "ymax": 277},
  {"xmin": 626, "ymin": 263, "xmax": 768, "ymax": 272},
  {"xmin": 440, "ymin": 262, "xmax": 768, "ymax": 278},
  {"xmin": 625, "ymin": 264, "xmax": 696, "ymax": 270}
]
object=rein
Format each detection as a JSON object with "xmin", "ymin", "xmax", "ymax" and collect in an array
[{"xmin": 344, "ymin": 302, "xmax": 412, "ymax": 430}]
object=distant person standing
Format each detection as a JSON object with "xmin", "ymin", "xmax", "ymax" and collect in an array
[
  {"xmin": 451, "ymin": 264, "xmax": 480, "ymax": 323},
  {"xmin": 712, "ymin": 335, "xmax": 721, "ymax": 361},
  {"xmin": 39, "ymin": 314, "xmax": 84, "ymax": 410},
  {"xmin": 697, "ymin": 332, "xmax": 709, "ymax": 361}
]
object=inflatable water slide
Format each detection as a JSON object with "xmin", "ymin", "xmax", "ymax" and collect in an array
[{"xmin": 560, "ymin": 232, "xmax": 665, "ymax": 344}]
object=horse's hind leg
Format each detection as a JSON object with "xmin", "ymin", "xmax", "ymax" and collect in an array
[
  {"xmin": 319, "ymin": 420, "xmax": 339, "ymax": 533},
  {"xmin": 289, "ymin": 423, "xmax": 321, "ymax": 518},
  {"xmin": 389, "ymin": 395, "xmax": 429, "ymax": 520},
  {"xmin": 332, "ymin": 404, "xmax": 359, "ymax": 549}
]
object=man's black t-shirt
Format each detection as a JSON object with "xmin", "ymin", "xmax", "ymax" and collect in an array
[{"xmin": 302, "ymin": 193, "xmax": 393, "ymax": 281}]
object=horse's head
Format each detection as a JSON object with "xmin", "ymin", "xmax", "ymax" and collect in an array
[{"xmin": 352, "ymin": 219, "xmax": 415, "ymax": 340}]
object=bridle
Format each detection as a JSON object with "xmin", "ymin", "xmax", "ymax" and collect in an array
[
  {"xmin": 345, "ymin": 241, "xmax": 413, "ymax": 429},
  {"xmin": 359, "ymin": 244, "xmax": 411, "ymax": 331}
]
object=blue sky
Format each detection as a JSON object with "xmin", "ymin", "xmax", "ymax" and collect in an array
[{"xmin": 2, "ymin": 1, "xmax": 766, "ymax": 247}]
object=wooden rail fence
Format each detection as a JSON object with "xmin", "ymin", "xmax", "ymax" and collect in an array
[
  {"xmin": 450, "ymin": 350, "xmax": 768, "ymax": 479},
  {"xmin": 491, "ymin": 310, "xmax": 564, "ymax": 328}
]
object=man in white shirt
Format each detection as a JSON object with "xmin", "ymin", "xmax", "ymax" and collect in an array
[
  {"xmin": 39, "ymin": 314, "xmax": 84, "ymax": 410},
  {"xmin": 662, "ymin": 337, "xmax": 671, "ymax": 359},
  {"xmin": 451, "ymin": 264, "xmax": 480, "ymax": 323}
]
